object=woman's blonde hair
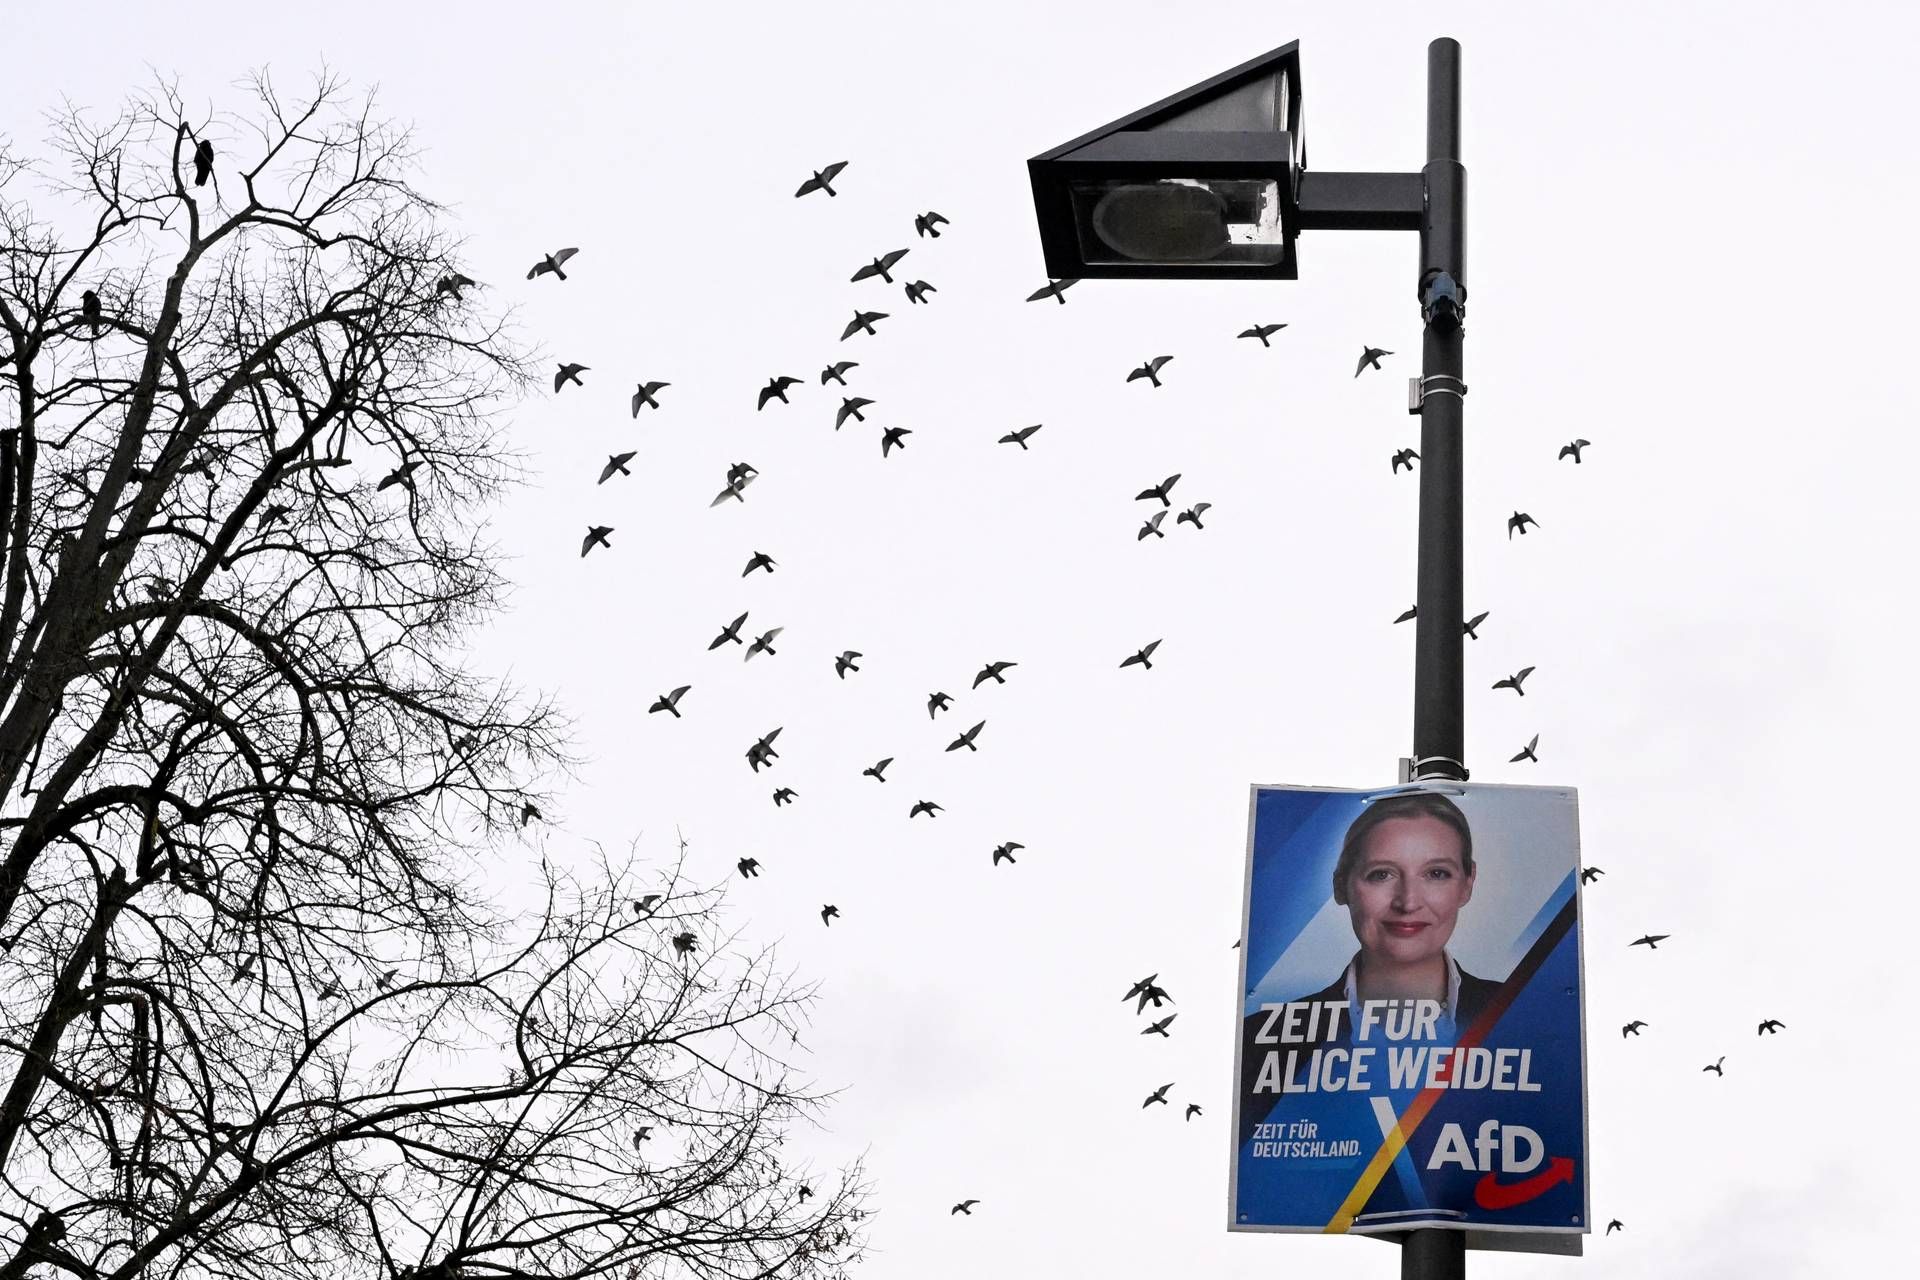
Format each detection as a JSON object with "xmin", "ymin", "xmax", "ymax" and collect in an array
[{"xmin": 1331, "ymin": 791, "xmax": 1474, "ymax": 906}]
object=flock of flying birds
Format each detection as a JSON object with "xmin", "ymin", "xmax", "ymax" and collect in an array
[{"xmin": 432, "ymin": 155, "xmax": 1783, "ymax": 1235}]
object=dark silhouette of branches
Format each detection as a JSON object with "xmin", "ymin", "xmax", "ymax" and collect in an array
[{"xmin": 0, "ymin": 71, "xmax": 866, "ymax": 1280}]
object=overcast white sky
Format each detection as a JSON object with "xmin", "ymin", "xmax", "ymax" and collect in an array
[{"xmin": 11, "ymin": 0, "xmax": 1917, "ymax": 1274}]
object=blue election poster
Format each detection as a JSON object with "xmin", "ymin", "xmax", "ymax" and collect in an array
[{"xmin": 1230, "ymin": 782, "xmax": 1588, "ymax": 1254}]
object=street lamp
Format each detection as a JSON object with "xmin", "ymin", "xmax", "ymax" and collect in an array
[{"xmin": 1029, "ymin": 37, "xmax": 1479, "ymax": 1280}]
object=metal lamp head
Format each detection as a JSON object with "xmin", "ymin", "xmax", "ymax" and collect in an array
[{"xmin": 1091, "ymin": 182, "xmax": 1231, "ymax": 261}]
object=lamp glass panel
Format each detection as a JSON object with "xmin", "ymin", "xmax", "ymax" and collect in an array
[{"xmin": 1070, "ymin": 178, "xmax": 1285, "ymax": 266}]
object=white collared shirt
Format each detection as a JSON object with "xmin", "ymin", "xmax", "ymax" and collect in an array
[{"xmin": 1342, "ymin": 949, "xmax": 1463, "ymax": 1031}]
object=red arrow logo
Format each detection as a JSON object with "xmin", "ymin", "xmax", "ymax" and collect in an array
[{"xmin": 1473, "ymin": 1156, "xmax": 1574, "ymax": 1210}]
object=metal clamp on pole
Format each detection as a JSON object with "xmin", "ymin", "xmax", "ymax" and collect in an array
[
  {"xmin": 1409, "ymin": 754, "xmax": 1469, "ymax": 782},
  {"xmin": 1407, "ymin": 374, "xmax": 1468, "ymax": 415}
]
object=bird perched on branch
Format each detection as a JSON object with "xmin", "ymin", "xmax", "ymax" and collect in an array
[
  {"xmin": 81, "ymin": 289, "xmax": 102, "ymax": 335},
  {"xmin": 1026, "ymin": 278, "xmax": 1077, "ymax": 304},
  {"xmin": 914, "ymin": 210, "xmax": 949, "ymax": 237},
  {"xmin": 527, "ymin": 247, "xmax": 580, "ymax": 281},
  {"xmin": 1239, "ymin": 322, "xmax": 1286, "ymax": 346},
  {"xmin": 191, "ymin": 138, "xmax": 215, "ymax": 186},
  {"xmin": 852, "ymin": 249, "xmax": 909, "ymax": 283},
  {"xmin": 1128, "ymin": 356, "xmax": 1173, "ymax": 388},
  {"xmin": 795, "ymin": 162, "xmax": 848, "ymax": 197},
  {"xmin": 1355, "ymin": 346, "xmax": 1392, "ymax": 376}
]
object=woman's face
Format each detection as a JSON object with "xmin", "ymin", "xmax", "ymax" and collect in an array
[{"xmin": 1343, "ymin": 815, "xmax": 1475, "ymax": 968}]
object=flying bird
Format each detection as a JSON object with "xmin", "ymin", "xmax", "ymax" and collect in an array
[
  {"xmin": 952, "ymin": 1200, "xmax": 979, "ymax": 1215},
  {"xmin": 909, "ymin": 800, "xmax": 943, "ymax": 819},
  {"xmin": 1492, "ymin": 667, "xmax": 1535, "ymax": 696},
  {"xmin": 1123, "ymin": 974, "xmax": 1159, "ymax": 1003},
  {"xmin": 1142, "ymin": 1014, "xmax": 1177, "ymax": 1037},
  {"xmin": 772, "ymin": 787, "xmax": 797, "ymax": 806},
  {"xmin": 1508, "ymin": 511, "xmax": 1540, "ymax": 539},
  {"xmin": 599, "ymin": 452, "xmax": 636, "ymax": 484},
  {"xmin": 1758, "ymin": 1019, "xmax": 1785, "ymax": 1035},
  {"xmin": 1622, "ymin": 1021, "xmax": 1647, "ymax": 1038},
  {"xmin": 999, "ymin": 424, "xmax": 1043, "ymax": 449},
  {"xmin": 821, "ymin": 361, "xmax": 858, "ymax": 385},
  {"xmin": 1463, "ymin": 611, "xmax": 1489, "ymax": 639},
  {"xmin": 434, "ymin": 272, "xmax": 478, "ymax": 301},
  {"xmin": 375, "ymin": 967, "xmax": 399, "ymax": 990},
  {"xmin": 758, "ymin": 376, "xmax": 803, "ymax": 410},
  {"xmin": 842, "ymin": 310, "xmax": 888, "ymax": 340},
  {"xmin": 580, "ymin": 526, "xmax": 613, "ymax": 557},
  {"xmin": 834, "ymin": 651, "xmax": 862, "ymax": 678},
  {"xmin": 1630, "ymin": 934, "xmax": 1670, "ymax": 949},
  {"xmin": 742, "ymin": 551, "xmax": 776, "ymax": 577},
  {"xmin": 745, "ymin": 627, "xmax": 783, "ymax": 661},
  {"xmin": 835, "ymin": 397, "xmax": 875, "ymax": 429},
  {"xmin": 972, "ymin": 661, "xmax": 1016, "ymax": 688},
  {"xmin": 727, "ymin": 461, "xmax": 758, "ymax": 487},
  {"xmin": 1392, "ymin": 448, "xmax": 1420, "ymax": 473},
  {"xmin": 672, "ymin": 931, "xmax": 697, "ymax": 956},
  {"xmin": 631, "ymin": 382, "xmax": 670, "ymax": 415},
  {"xmin": 1559, "ymin": 438, "xmax": 1592, "ymax": 463},
  {"xmin": 928, "ymin": 692, "xmax": 952, "ymax": 718},
  {"xmin": 527, "ymin": 247, "xmax": 580, "ymax": 281},
  {"xmin": 880, "ymin": 426, "xmax": 911, "ymax": 457},
  {"xmin": 1355, "ymin": 346, "xmax": 1392, "ymax": 376},
  {"xmin": 946, "ymin": 720, "xmax": 986, "ymax": 752},
  {"xmin": 711, "ymin": 473, "xmax": 756, "ymax": 506},
  {"xmin": 554, "ymin": 363, "xmax": 588, "ymax": 393},
  {"xmin": 1138, "ymin": 511, "xmax": 1167, "ymax": 540},
  {"xmin": 1238, "ymin": 322, "xmax": 1287, "ymax": 346},
  {"xmin": 376, "ymin": 459, "xmax": 423, "ymax": 492},
  {"xmin": 633, "ymin": 1126, "xmax": 654, "ymax": 1149},
  {"xmin": 192, "ymin": 138, "xmax": 214, "ymax": 186},
  {"xmin": 1120, "ymin": 640, "xmax": 1161, "ymax": 671},
  {"xmin": 1136, "ymin": 474, "xmax": 1181, "ymax": 507},
  {"xmin": 1510, "ymin": 734, "xmax": 1540, "ymax": 763},
  {"xmin": 863, "ymin": 757, "xmax": 893, "ymax": 782},
  {"xmin": 1703, "ymin": 1057, "xmax": 1725, "ymax": 1076},
  {"xmin": 709, "ymin": 613, "xmax": 749, "ymax": 649},
  {"xmin": 991, "ymin": 841, "xmax": 1022, "ymax": 866},
  {"xmin": 1581, "ymin": 866, "xmax": 1605, "ymax": 883},
  {"xmin": 648, "ymin": 686, "xmax": 691, "ymax": 717},
  {"xmin": 1394, "ymin": 606, "xmax": 1418, "ymax": 624},
  {"xmin": 1142, "ymin": 1083, "xmax": 1173, "ymax": 1108},
  {"xmin": 738, "ymin": 858, "xmax": 760, "ymax": 878},
  {"xmin": 746, "ymin": 727, "xmax": 783, "ymax": 773},
  {"xmin": 1134, "ymin": 983, "xmax": 1173, "ymax": 1014},
  {"xmin": 1026, "ymin": 278, "xmax": 1078, "ymax": 304},
  {"xmin": 820, "ymin": 905, "xmax": 839, "ymax": 926},
  {"xmin": 1127, "ymin": 356, "xmax": 1174, "ymax": 388},
  {"xmin": 1175, "ymin": 503, "xmax": 1210, "ymax": 530},
  {"xmin": 914, "ymin": 210, "xmax": 949, "ymax": 237},
  {"xmin": 1185, "ymin": 1103, "xmax": 1203, "ymax": 1121},
  {"xmin": 794, "ymin": 161, "xmax": 848, "ymax": 198},
  {"xmin": 632, "ymin": 894, "xmax": 663, "ymax": 916},
  {"xmin": 852, "ymin": 249, "xmax": 910, "ymax": 283},
  {"xmin": 904, "ymin": 280, "xmax": 937, "ymax": 304},
  {"xmin": 797, "ymin": 1185, "xmax": 813, "ymax": 1201},
  {"xmin": 1606, "ymin": 1220, "xmax": 1623, "ymax": 1235}
]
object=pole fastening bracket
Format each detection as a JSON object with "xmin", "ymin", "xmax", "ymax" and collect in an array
[
  {"xmin": 1409, "ymin": 754, "xmax": 1470, "ymax": 782},
  {"xmin": 1408, "ymin": 374, "xmax": 1467, "ymax": 415}
]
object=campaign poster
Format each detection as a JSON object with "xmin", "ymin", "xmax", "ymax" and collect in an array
[{"xmin": 1229, "ymin": 782, "xmax": 1588, "ymax": 1254}]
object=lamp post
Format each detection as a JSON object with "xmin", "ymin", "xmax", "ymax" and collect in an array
[{"xmin": 1030, "ymin": 37, "xmax": 1472, "ymax": 1280}]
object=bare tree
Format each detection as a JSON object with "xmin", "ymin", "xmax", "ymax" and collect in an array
[{"xmin": 0, "ymin": 72, "xmax": 865, "ymax": 1279}]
